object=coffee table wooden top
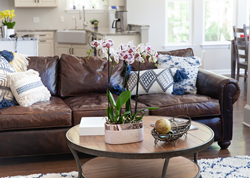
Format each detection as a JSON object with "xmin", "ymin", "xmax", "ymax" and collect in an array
[{"xmin": 66, "ymin": 116, "xmax": 214, "ymax": 159}]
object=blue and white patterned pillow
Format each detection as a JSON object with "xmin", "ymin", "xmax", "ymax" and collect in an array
[
  {"xmin": 0, "ymin": 55, "xmax": 15, "ymax": 103},
  {"xmin": 127, "ymin": 68, "xmax": 176, "ymax": 95},
  {"xmin": 6, "ymin": 69, "xmax": 51, "ymax": 107},
  {"xmin": 158, "ymin": 55, "xmax": 201, "ymax": 94}
]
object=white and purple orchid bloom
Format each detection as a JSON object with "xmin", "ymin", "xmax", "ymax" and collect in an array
[
  {"xmin": 90, "ymin": 40, "xmax": 102, "ymax": 48},
  {"xmin": 119, "ymin": 50, "xmax": 135, "ymax": 65},
  {"xmin": 134, "ymin": 52, "xmax": 145, "ymax": 63},
  {"xmin": 110, "ymin": 48, "xmax": 119, "ymax": 63},
  {"xmin": 89, "ymin": 39, "xmax": 158, "ymax": 64},
  {"xmin": 102, "ymin": 39, "xmax": 114, "ymax": 49}
]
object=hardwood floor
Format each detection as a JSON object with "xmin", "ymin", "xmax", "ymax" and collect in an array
[{"xmin": 0, "ymin": 77, "xmax": 249, "ymax": 177}]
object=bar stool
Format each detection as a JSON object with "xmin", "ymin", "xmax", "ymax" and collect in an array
[{"xmin": 233, "ymin": 24, "xmax": 249, "ymax": 81}]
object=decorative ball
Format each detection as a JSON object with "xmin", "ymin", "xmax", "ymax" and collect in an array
[{"xmin": 155, "ymin": 118, "xmax": 171, "ymax": 134}]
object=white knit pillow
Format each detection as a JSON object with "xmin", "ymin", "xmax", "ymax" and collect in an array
[
  {"xmin": 127, "ymin": 68, "xmax": 176, "ymax": 95},
  {"xmin": 6, "ymin": 69, "xmax": 51, "ymax": 107}
]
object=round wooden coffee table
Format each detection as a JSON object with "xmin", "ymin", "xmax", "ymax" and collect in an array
[{"xmin": 66, "ymin": 116, "xmax": 214, "ymax": 178}]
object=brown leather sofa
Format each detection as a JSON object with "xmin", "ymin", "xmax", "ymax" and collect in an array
[{"xmin": 0, "ymin": 49, "xmax": 240, "ymax": 158}]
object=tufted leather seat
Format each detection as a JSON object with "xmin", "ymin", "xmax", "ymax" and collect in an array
[{"xmin": 64, "ymin": 93, "xmax": 147, "ymax": 125}]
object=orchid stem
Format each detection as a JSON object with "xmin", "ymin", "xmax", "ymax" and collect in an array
[
  {"xmin": 107, "ymin": 48, "xmax": 110, "ymax": 120},
  {"xmin": 134, "ymin": 62, "xmax": 140, "ymax": 114}
]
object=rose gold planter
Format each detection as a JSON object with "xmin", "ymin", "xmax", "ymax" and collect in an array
[{"xmin": 105, "ymin": 122, "xmax": 144, "ymax": 144}]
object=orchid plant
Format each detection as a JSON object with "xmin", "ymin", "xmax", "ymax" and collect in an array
[{"xmin": 87, "ymin": 39, "xmax": 159, "ymax": 124}]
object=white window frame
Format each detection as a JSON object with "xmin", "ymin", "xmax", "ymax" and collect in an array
[
  {"xmin": 202, "ymin": 0, "xmax": 236, "ymax": 45},
  {"xmin": 65, "ymin": 0, "xmax": 105, "ymax": 14},
  {"xmin": 247, "ymin": 0, "xmax": 250, "ymax": 25},
  {"xmin": 164, "ymin": 0, "xmax": 193, "ymax": 49}
]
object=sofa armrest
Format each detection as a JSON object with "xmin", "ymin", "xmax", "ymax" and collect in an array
[
  {"xmin": 196, "ymin": 69, "xmax": 241, "ymax": 142},
  {"xmin": 196, "ymin": 69, "xmax": 240, "ymax": 103}
]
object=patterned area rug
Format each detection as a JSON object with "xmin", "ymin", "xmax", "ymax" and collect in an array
[
  {"xmin": 198, "ymin": 156, "xmax": 250, "ymax": 178},
  {"xmin": 5, "ymin": 156, "xmax": 250, "ymax": 178}
]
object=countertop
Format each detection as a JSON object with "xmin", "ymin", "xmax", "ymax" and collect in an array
[
  {"xmin": 16, "ymin": 29, "xmax": 56, "ymax": 32},
  {"xmin": 84, "ymin": 27, "xmax": 140, "ymax": 36},
  {"xmin": 0, "ymin": 37, "xmax": 38, "ymax": 41},
  {"xmin": 15, "ymin": 23, "xmax": 150, "ymax": 36}
]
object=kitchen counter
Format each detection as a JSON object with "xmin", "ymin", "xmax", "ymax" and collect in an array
[
  {"xmin": 84, "ymin": 27, "xmax": 140, "ymax": 36},
  {"xmin": 16, "ymin": 29, "xmax": 56, "ymax": 32},
  {"xmin": 0, "ymin": 37, "xmax": 38, "ymax": 41}
]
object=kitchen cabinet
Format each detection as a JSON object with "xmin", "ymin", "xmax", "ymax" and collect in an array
[
  {"xmin": 55, "ymin": 31, "xmax": 91, "ymax": 57},
  {"xmin": 16, "ymin": 31, "xmax": 55, "ymax": 56},
  {"xmin": 38, "ymin": 39, "xmax": 54, "ymax": 56},
  {"xmin": 15, "ymin": 0, "xmax": 58, "ymax": 7},
  {"xmin": 55, "ymin": 44, "xmax": 88, "ymax": 57}
]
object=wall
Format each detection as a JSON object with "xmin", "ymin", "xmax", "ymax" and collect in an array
[
  {"xmin": 127, "ymin": 0, "xmax": 165, "ymax": 51},
  {"xmin": 127, "ymin": 0, "xmax": 248, "ymax": 74},
  {"xmin": 0, "ymin": 0, "xmax": 110, "ymax": 30},
  {"xmin": 1, "ymin": 0, "xmax": 248, "ymax": 74}
]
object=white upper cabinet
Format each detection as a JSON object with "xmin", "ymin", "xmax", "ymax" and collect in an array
[{"xmin": 15, "ymin": 0, "xmax": 58, "ymax": 7}]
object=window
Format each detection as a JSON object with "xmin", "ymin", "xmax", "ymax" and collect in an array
[
  {"xmin": 166, "ymin": 0, "xmax": 192, "ymax": 44},
  {"xmin": 248, "ymin": 0, "xmax": 250, "ymax": 25},
  {"xmin": 203, "ymin": 0, "xmax": 234, "ymax": 42},
  {"xmin": 67, "ymin": 0, "xmax": 102, "ymax": 10}
]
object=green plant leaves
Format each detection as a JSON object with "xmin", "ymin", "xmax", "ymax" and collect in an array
[{"xmin": 116, "ymin": 91, "xmax": 131, "ymax": 111}]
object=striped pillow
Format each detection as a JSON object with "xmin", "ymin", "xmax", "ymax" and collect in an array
[
  {"xmin": 0, "ymin": 55, "xmax": 15, "ymax": 103},
  {"xmin": 6, "ymin": 69, "xmax": 51, "ymax": 107}
]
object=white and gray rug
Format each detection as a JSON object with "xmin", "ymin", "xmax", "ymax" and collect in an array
[
  {"xmin": 198, "ymin": 155, "xmax": 250, "ymax": 178},
  {"xmin": 4, "ymin": 156, "xmax": 250, "ymax": 178}
]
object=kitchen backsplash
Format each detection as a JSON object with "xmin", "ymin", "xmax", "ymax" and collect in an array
[{"xmin": 0, "ymin": 0, "xmax": 110, "ymax": 30}]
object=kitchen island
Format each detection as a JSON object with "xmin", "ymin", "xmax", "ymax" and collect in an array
[{"xmin": 0, "ymin": 38, "xmax": 38, "ymax": 56}]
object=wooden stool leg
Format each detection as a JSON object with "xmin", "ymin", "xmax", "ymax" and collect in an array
[{"xmin": 237, "ymin": 66, "xmax": 240, "ymax": 81}]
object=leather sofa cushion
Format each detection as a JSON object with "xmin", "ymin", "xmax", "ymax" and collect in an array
[
  {"xmin": 0, "ymin": 128, "xmax": 70, "ymax": 158},
  {"xmin": 58, "ymin": 54, "xmax": 124, "ymax": 97},
  {"xmin": 0, "ymin": 97, "xmax": 72, "ymax": 131},
  {"xmin": 136, "ymin": 93, "xmax": 220, "ymax": 118},
  {"xmin": 64, "ymin": 93, "xmax": 148, "ymax": 125},
  {"xmin": 157, "ymin": 48, "xmax": 194, "ymax": 57},
  {"xmin": 28, "ymin": 56, "xmax": 59, "ymax": 96},
  {"xmin": 131, "ymin": 48, "xmax": 194, "ymax": 71}
]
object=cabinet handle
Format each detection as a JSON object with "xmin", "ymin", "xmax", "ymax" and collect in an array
[
  {"xmin": 39, "ymin": 34, "xmax": 46, "ymax": 36},
  {"xmin": 38, "ymin": 0, "xmax": 39, "ymax": 2},
  {"xmin": 69, "ymin": 48, "xmax": 71, "ymax": 54},
  {"xmin": 72, "ymin": 48, "xmax": 74, "ymax": 55},
  {"xmin": 40, "ymin": 40, "xmax": 46, "ymax": 42}
]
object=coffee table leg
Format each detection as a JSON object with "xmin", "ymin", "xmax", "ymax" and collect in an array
[
  {"xmin": 68, "ymin": 146, "xmax": 84, "ymax": 178},
  {"xmin": 194, "ymin": 152, "xmax": 198, "ymax": 164},
  {"xmin": 161, "ymin": 158, "xmax": 170, "ymax": 178}
]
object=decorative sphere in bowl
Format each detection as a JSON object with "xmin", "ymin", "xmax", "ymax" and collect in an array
[{"xmin": 155, "ymin": 118, "xmax": 171, "ymax": 134}]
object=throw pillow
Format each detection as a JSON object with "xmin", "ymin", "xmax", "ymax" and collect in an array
[
  {"xmin": 6, "ymin": 69, "xmax": 51, "ymax": 107},
  {"xmin": 9, "ymin": 53, "xmax": 29, "ymax": 72},
  {"xmin": 157, "ymin": 55, "xmax": 202, "ymax": 94},
  {"xmin": 127, "ymin": 68, "xmax": 176, "ymax": 95},
  {"xmin": 0, "ymin": 55, "xmax": 16, "ymax": 106}
]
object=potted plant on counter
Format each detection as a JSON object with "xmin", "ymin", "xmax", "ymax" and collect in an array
[
  {"xmin": 0, "ymin": 9, "xmax": 16, "ymax": 38},
  {"xmin": 87, "ymin": 39, "xmax": 159, "ymax": 144},
  {"xmin": 90, "ymin": 19, "xmax": 99, "ymax": 29}
]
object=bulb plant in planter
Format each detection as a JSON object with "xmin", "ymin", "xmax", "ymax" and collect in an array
[{"xmin": 87, "ymin": 39, "xmax": 159, "ymax": 144}]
